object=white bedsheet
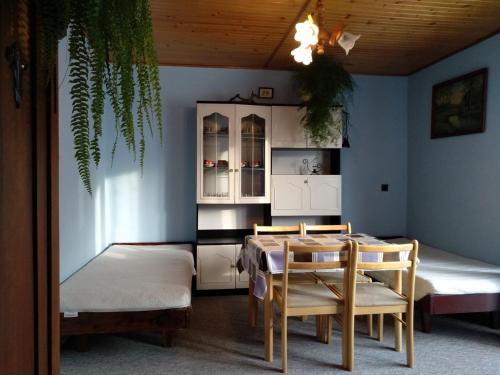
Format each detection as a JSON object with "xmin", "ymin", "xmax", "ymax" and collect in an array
[
  {"xmin": 367, "ymin": 238, "xmax": 500, "ymax": 301},
  {"xmin": 60, "ymin": 244, "xmax": 195, "ymax": 313}
]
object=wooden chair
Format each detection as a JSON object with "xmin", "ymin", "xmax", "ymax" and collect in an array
[
  {"xmin": 273, "ymin": 241, "xmax": 354, "ymax": 372},
  {"xmin": 302, "ymin": 222, "xmax": 374, "ymax": 338},
  {"xmin": 303, "ymin": 222, "xmax": 352, "ymax": 234},
  {"xmin": 346, "ymin": 240, "xmax": 419, "ymax": 371},
  {"xmin": 248, "ymin": 224, "xmax": 303, "ymax": 328},
  {"xmin": 253, "ymin": 224, "xmax": 303, "ymax": 236}
]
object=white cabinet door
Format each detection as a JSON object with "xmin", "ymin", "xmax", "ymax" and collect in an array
[
  {"xmin": 197, "ymin": 104, "xmax": 236, "ymax": 204},
  {"xmin": 271, "ymin": 175, "xmax": 307, "ymax": 216},
  {"xmin": 271, "ymin": 106, "xmax": 307, "ymax": 148},
  {"xmin": 307, "ymin": 175, "xmax": 342, "ymax": 215},
  {"xmin": 197, "ymin": 245, "xmax": 236, "ymax": 290},
  {"xmin": 235, "ymin": 105, "xmax": 271, "ymax": 204},
  {"xmin": 235, "ymin": 244, "xmax": 249, "ymax": 288},
  {"xmin": 271, "ymin": 175, "xmax": 341, "ymax": 216}
]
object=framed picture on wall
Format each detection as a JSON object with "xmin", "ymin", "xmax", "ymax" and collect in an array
[
  {"xmin": 258, "ymin": 87, "xmax": 274, "ymax": 99},
  {"xmin": 431, "ymin": 68, "xmax": 487, "ymax": 138}
]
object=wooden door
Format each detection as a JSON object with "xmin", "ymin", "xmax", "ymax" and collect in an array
[{"xmin": 0, "ymin": 1, "xmax": 59, "ymax": 374}]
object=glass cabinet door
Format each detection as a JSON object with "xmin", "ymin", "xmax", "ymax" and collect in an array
[
  {"xmin": 235, "ymin": 106, "xmax": 271, "ymax": 203},
  {"xmin": 201, "ymin": 111, "xmax": 231, "ymax": 200},
  {"xmin": 240, "ymin": 114, "xmax": 265, "ymax": 197}
]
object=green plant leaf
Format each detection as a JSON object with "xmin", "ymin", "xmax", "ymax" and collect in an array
[
  {"xmin": 37, "ymin": 0, "xmax": 163, "ymax": 194},
  {"xmin": 294, "ymin": 55, "xmax": 354, "ymax": 146}
]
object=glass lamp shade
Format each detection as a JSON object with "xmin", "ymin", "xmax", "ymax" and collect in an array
[
  {"xmin": 337, "ymin": 31, "xmax": 360, "ymax": 55},
  {"xmin": 291, "ymin": 46, "xmax": 313, "ymax": 65},
  {"xmin": 293, "ymin": 16, "xmax": 319, "ymax": 46},
  {"xmin": 291, "ymin": 15, "xmax": 318, "ymax": 65}
]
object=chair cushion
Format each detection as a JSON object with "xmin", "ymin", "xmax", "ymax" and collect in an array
[
  {"xmin": 274, "ymin": 283, "xmax": 342, "ymax": 309},
  {"xmin": 354, "ymin": 283, "xmax": 407, "ymax": 307}
]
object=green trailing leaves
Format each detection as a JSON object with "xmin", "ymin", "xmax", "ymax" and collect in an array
[
  {"xmin": 294, "ymin": 55, "xmax": 354, "ymax": 147},
  {"xmin": 37, "ymin": 0, "xmax": 163, "ymax": 194}
]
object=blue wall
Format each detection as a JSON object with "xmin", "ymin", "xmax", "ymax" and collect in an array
[
  {"xmin": 407, "ymin": 34, "xmax": 500, "ymax": 265},
  {"xmin": 59, "ymin": 48, "xmax": 408, "ymax": 280},
  {"xmin": 343, "ymin": 75, "xmax": 408, "ymax": 236}
]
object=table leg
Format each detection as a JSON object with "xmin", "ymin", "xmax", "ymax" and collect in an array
[
  {"xmin": 248, "ymin": 279, "xmax": 257, "ymax": 327},
  {"xmin": 264, "ymin": 273, "xmax": 273, "ymax": 362}
]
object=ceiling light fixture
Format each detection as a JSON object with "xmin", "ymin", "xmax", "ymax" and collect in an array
[{"xmin": 291, "ymin": 0, "xmax": 361, "ymax": 65}]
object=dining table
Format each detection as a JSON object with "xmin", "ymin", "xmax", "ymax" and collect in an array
[{"xmin": 237, "ymin": 232, "xmax": 391, "ymax": 362}]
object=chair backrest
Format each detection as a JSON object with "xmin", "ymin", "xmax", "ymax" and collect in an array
[
  {"xmin": 283, "ymin": 241, "xmax": 353, "ymax": 302},
  {"xmin": 349, "ymin": 240, "xmax": 419, "ymax": 308},
  {"xmin": 303, "ymin": 222, "xmax": 352, "ymax": 235},
  {"xmin": 253, "ymin": 223, "xmax": 303, "ymax": 236}
]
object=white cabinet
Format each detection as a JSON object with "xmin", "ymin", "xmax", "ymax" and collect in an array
[
  {"xmin": 271, "ymin": 175, "xmax": 341, "ymax": 216},
  {"xmin": 271, "ymin": 106, "xmax": 307, "ymax": 148},
  {"xmin": 196, "ymin": 244, "xmax": 249, "ymax": 290},
  {"xmin": 197, "ymin": 103, "xmax": 271, "ymax": 204},
  {"xmin": 271, "ymin": 105, "xmax": 342, "ymax": 149}
]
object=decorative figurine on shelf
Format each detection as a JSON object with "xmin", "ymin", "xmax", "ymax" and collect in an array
[{"xmin": 302, "ymin": 157, "xmax": 322, "ymax": 175}]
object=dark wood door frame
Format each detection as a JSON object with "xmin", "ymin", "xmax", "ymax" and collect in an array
[{"xmin": 0, "ymin": 1, "xmax": 59, "ymax": 374}]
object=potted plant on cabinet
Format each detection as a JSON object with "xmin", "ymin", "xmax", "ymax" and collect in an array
[{"xmin": 294, "ymin": 54, "xmax": 354, "ymax": 147}]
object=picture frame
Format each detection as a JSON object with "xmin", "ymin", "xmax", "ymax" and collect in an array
[
  {"xmin": 431, "ymin": 68, "xmax": 487, "ymax": 139},
  {"xmin": 258, "ymin": 87, "xmax": 274, "ymax": 99}
]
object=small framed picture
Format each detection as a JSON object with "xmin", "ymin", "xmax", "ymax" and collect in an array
[{"xmin": 258, "ymin": 87, "xmax": 274, "ymax": 99}]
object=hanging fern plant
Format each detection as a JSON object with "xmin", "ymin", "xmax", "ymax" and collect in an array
[
  {"xmin": 36, "ymin": 0, "xmax": 163, "ymax": 193},
  {"xmin": 294, "ymin": 55, "xmax": 353, "ymax": 146}
]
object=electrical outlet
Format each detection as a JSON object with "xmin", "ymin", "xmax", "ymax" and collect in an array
[{"xmin": 381, "ymin": 184, "xmax": 389, "ymax": 192}]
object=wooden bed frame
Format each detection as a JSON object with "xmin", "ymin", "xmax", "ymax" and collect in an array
[
  {"xmin": 60, "ymin": 242, "xmax": 194, "ymax": 348},
  {"xmin": 416, "ymin": 293, "xmax": 500, "ymax": 333}
]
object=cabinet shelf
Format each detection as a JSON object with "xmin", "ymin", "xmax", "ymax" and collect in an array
[
  {"xmin": 241, "ymin": 135, "xmax": 265, "ymax": 140},
  {"xmin": 241, "ymin": 167, "xmax": 265, "ymax": 171},
  {"xmin": 203, "ymin": 132, "xmax": 228, "ymax": 137}
]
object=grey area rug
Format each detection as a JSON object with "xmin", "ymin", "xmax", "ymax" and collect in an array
[{"xmin": 61, "ymin": 295, "xmax": 500, "ymax": 375}]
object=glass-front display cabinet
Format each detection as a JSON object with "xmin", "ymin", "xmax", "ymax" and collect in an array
[{"xmin": 196, "ymin": 103, "xmax": 270, "ymax": 204}]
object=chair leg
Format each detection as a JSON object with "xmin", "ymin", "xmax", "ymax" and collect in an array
[
  {"xmin": 316, "ymin": 315, "xmax": 325, "ymax": 342},
  {"xmin": 407, "ymin": 309, "xmax": 415, "ymax": 368},
  {"xmin": 394, "ymin": 313, "xmax": 402, "ymax": 352},
  {"xmin": 346, "ymin": 312, "xmax": 355, "ymax": 371},
  {"xmin": 281, "ymin": 313, "xmax": 288, "ymax": 373},
  {"xmin": 377, "ymin": 314, "xmax": 384, "ymax": 342},
  {"xmin": 366, "ymin": 314, "xmax": 373, "ymax": 337},
  {"xmin": 326, "ymin": 315, "xmax": 333, "ymax": 344}
]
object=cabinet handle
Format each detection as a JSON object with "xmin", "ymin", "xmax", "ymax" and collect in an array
[
  {"xmin": 234, "ymin": 169, "xmax": 239, "ymax": 172},
  {"xmin": 304, "ymin": 179, "xmax": 308, "ymax": 184},
  {"xmin": 229, "ymin": 169, "xmax": 233, "ymax": 172},
  {"xmin": 230, "ymin": 264, "xmax": 236, "ymax": 269}
]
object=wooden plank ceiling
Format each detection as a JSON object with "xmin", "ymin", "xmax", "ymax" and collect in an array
[{"xmin": 150, "ymin": 0, "xmax": 500, "ymax": 75}]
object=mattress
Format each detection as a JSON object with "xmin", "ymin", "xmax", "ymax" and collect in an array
[
  {"xmin": 61, "ymin": 244, "xmax": 195, "ymax": 313},
  {"xmin": 367, "ymin": 238, "xmax": 500, "ymax": 301}
]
